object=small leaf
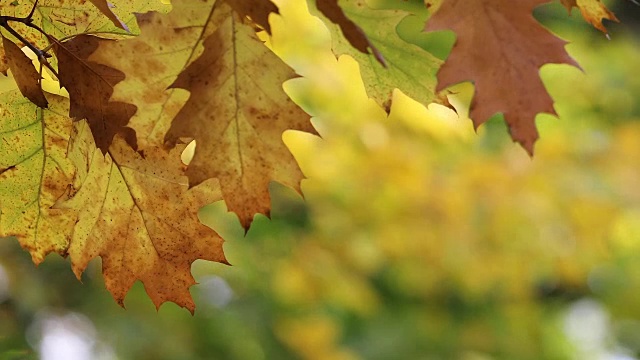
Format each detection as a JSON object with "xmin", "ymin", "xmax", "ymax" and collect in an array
[
  {"xmin": 560, "ymin": 0, "xmax": 618, "ymax": 34},
  {"xmin": 52, "ymin": 35, "xmax": 136, "ymax": 153},
  {"xmin": 2, "ymin": 36, "xmax": 47, "ymax": 108}
]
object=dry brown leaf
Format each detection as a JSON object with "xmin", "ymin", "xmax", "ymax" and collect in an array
[
  {"xmin": 164, "ymin": 1, "xmax": 316, "ymax": 229},
  {"xmin": 52, "ymin": 35, "xmax": 136, "ymax": 153},
  {"xmin": 425, "ymin": 0, "xmax": 579, "ymax": 154},
  {"xmin": 1, "ymin": 36, "xmax": 47, "ymax": 108}
]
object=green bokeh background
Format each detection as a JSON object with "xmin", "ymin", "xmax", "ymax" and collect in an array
[{"xmin": 2, "ymin": 0, "xmax": 640, "ymax": 359}]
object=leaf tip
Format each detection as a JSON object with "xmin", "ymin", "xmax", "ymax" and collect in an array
[
  {"xmin": 220, "ymin": 254, "xmax": 232, "ymax": 266},
  {"xmin": 522, "ymin": 141, "xmax": 535, "ymax": 157},
  {"xmin": 509, "ymin": 127, "xmax": 538, "ymax": 157}
]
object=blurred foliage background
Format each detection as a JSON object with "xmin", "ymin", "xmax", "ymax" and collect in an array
[{"xmin": 2, "ymin": 0, "xmax": 640, "ymax": 359}]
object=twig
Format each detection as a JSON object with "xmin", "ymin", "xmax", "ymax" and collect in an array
[{"xmin": 0, "ymin": 0, "xmax": 51, "ymax": 60}]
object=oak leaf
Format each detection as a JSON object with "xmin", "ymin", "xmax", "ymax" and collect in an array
[
  {"xmin": 313, "ymin": 0, "xmax": 441, "ymax": 107},
  {"xmin": 425, "ymin": 0, "xmax": 579, "ymax": 154},
  {"xmin": 89, "ymin": 0, "xmax": 313, "ymax": 228},
  {"xmin": 1, "ymin": 36, "xmax": 47, "ymax": 108},
  {"xmin": 52, "ymin": 35, "xmax": 136, "ymax": 153},
  {"xmin": 164, "ymin": 1, "xmax": 315, "ymax": 229},
  {"xmin": 560, "ymin": 0, "xmax": 618, "ymax": 33},
  {"xmin": 87, "ymin": 0, "xmax": 212, "ymax": 147},
  {"xmin": 55, "ymin": 121, "xmax": 227, "ymax": 312},
  {"xmin": 0, "ymin": 85, "xmax": 76, "ymax": 263}
]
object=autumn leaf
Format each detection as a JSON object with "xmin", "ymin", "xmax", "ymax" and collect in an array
[
  {"xmin": 87, "ymin": 0, "xmax": 211, "ymax": 147},
  {"xmin": 1, "ymin": 36, "xmax": 47, "ymax": 108},
  {"xmin": 425, "ymin": 0, "xmax": 579, "ymax": 154},
  {"xmin": 312, "ymin": 0, "xmax": 441, "ymax": 107},
  {"xmin": 52, "ymin": 35, "xmax": 137, "ymax": 153},
  {"xmin": 0, "ymin": 84, "xmax": 76, "ymax": 263},
  {"xmin": 560, "ymin": 0, "xmax": 618, "ymax": 33},
  {"xmin": 164, "ymin": 1, "xmax": 315, "ymax": 229},
  {"xmin": 88, "ymin": 0, "xmax": 314, "ymax": 228},
  {"xmin": 55, "ymin": 121, "xmax": 227, "ymax": 312},
  {"xmin": 315, "ymin": 0, "xmax": 385, "ymax": 66}
]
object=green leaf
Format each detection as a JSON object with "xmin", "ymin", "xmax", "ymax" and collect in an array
[
  {"xmin": 311, "ymin": 0, "xmax": 441, "ymax": 108},
  {"xmin": 0, "ymin": 80, "xmax": 76, "ymax": 263}
]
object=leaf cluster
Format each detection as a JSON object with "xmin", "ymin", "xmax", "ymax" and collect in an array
[{"xmin": 0, "ymin": 0, "xmax": 629, "ymax": 310}]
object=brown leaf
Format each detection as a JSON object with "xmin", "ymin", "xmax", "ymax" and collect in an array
[
  {"xmin": 315, "ymin": 0, "xmax": 385, "ymax": 66},
  {"xmin": 56, "ymin": 123, "xmax": 227, "ymax": 312},
  {"xmin": 165, "ymin": 2, "xmax": 316, "ymax": 229},
  {"xmin": 425, "ymin": 0, "xmax": 579, "ymax": 154},
  {"xmin": 560, "ymin": 0, "xmax": 618, "ymax": 33},
  {"xmin": 1, "ymin": 36, "xmax": 48, "ymax": 108},
  {"xmin": 89, "ymin": 0, "xmax": 129, "ymax": 31},
  {"xmin": 51, "ymin": 35, "xmax": 136, "ymax": 153}
]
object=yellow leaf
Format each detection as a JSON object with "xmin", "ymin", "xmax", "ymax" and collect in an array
[
  {"xmin": 55, "ymin": 120, "xmax": 227, "ymax": 312},
  {"xmin": 560, "ymin": 0, "xmax": 618, "ymax": 33}
]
